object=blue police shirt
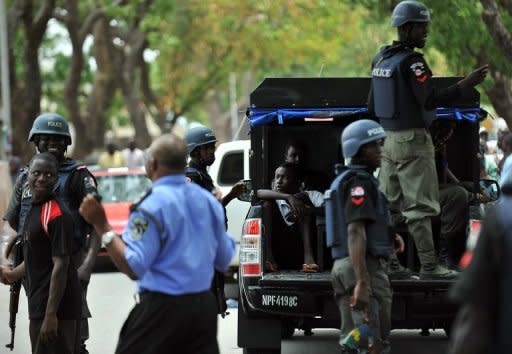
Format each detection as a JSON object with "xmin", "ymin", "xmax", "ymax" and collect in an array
[{"xmin": 122, "ymin": 174, "xmax": 235, "ymax": 295}]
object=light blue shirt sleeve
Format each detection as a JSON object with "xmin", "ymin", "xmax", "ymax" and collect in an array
[{"xmin": 122, "ymin": 210, "xmax": 163, "ymax": 278}]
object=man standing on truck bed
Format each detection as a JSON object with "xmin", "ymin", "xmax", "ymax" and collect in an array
[
  {"xmin": 328, "ymin": 120, "xmax": 404, "ymax": 354},
  {"xmin": 184, "ymin": 126, "xmax": 244, "ymax": 316},
  {"xmin": 368, "ymin": 0, "xmax": 488, "ymax": 279}
]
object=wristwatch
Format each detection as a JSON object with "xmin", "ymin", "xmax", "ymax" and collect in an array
[{"xmin": 101, "ymin": 231, "xmax": 117, "ymax": 247}]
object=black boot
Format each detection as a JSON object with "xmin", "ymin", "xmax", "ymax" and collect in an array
[{"xmin": 438, "ymin": 238, "xmax": 449, "ymax": 268}]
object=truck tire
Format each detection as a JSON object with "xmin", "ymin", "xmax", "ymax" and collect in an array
[{"xmin": 243, "ymin": 349, "xmax": 281, "ymax": 354}]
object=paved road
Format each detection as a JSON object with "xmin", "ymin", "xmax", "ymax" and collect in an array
[{"xmin": 0, "ymin": 271, "xmax": 449, "ymax": 353}]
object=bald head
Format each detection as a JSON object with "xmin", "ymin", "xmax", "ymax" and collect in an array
[{"xmin": 149, "ymin": 134, "xmax": 188, "ymax": 173}]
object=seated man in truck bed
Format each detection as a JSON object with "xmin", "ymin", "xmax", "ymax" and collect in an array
[{"xmin": 256, "ymin": 162, "xmax": 323, "ymax": 273}]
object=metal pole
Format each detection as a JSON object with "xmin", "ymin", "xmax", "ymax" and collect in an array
[
  {"xmin": 229, "ymin": 72, "xmax": 238, "ymax": 141},
  {"xmin": 0, "ymin": 0, "xmax": 11, "ymax": 160}
]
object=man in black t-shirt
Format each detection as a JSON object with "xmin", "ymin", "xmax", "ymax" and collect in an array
[
  {"xmin": 0, "ymin": 153, "xmax": 81, "ymax": 354},
  {"xmin": 3, "ymin": 113, "xmax": 99, "ymax": 354}
]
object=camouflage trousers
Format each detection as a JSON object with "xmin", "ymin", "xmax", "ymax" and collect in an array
[
  {"xmin": 379, "ymin": 128, "xmax": 440, "ymax": 265},
  {"xmin": 331, "ymin": 256, "xmax": 392, "ymax": 349}
]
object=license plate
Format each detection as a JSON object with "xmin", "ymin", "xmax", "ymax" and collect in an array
[{"xmin": 261, "ymin": 294, "xmax": 299, "ymax": 308}]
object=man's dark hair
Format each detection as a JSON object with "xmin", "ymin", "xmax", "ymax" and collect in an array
[
  {"xmin": 276, "ymin": 162, "xmax": 302, "ymax": 183},
  {"xmin": 29, "ymin": 152, "xmax": 59, "ymax": 172},
  {"xmin": 284, "ymin": 140, "xmax": 308, "ymax": 157}
]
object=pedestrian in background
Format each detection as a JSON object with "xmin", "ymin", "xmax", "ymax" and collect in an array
[
  {"xmin": 79, "ymin": 133, "xmax": 235, "ymax": 354},
  {"xmin": 98, "ymin": 142, "xmax": 125, "ymax": 169},
  {"xmin": 121, "ymin": 139, "xmax": 145, "ymax": 169},
  {"xmin": 448, "ymin": 155, "xmax": 512, "ymax": 353},
  {"xmin": 368, "ymin": 0, "xmax": 488, "ymax": 279},
  {"xmin": 328, "ymin": 120, "xmax": 404, "ymax": 354},
  {"xmin": 0, "ymin": 153, "xmax": 82, "ymax": 354},
  {"xmin": 3, "ymin": 113, "xmax": 100, "ymax": 354}
]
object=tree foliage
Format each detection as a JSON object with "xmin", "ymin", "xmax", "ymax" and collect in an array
[{"xmin": 4, "ymin": 0, "xmax": 512, "ymax": 161}]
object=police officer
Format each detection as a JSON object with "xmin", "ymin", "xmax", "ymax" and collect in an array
[
  {"xmin": 368, "ymin": 0, "xmax": 488, "ymax": 279},
  {"xmin": 3, "ymin": 113, "xmax": 100, "ymax": 354},
  {"xmin": 184, "ymin": 126, "xmax": 244, "ymax": 206},
  {"xmin": 79, "ymin": 133, "xmax": 236, "ymax": 354},
  {"xmin": 328, "ymin": 120, "xmax": 404, "ymax": 354},
  {"xmin": 448, "ymin": 155, "xmax": 512, "ymax": 354},
  {"xmin": 184, "ymin": 126, "xmax": 244, "ymax": 315}
]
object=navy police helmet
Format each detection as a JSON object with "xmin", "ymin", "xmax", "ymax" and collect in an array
[
  {"xmin": 391, "ymin": 0, "xmax": 431, "ymax": 27},
  {"xmin": 28, "ymin": 113, "xmax": 72, "ymax": 145},
  {"xmin": 185, "ymin": 126, "xmax": 217, "ymax": 154},
  {"xmin": 342, "ymin": 119, "xmax": 386, "ymax": 159}
]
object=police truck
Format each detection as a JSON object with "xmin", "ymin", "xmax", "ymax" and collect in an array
[{"xmin": 236, "ymin": 77, "xmax": 496, "ymax": 353}]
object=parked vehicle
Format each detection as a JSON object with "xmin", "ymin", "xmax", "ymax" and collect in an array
[
  {"xmin": 92, "ymin": 167, "xmax": 151, "ymax": 265},
  {"xmin": 209, "ymin": 139, "xmax": 251, "ymax": 274},
  {"xmin": 237, "ymin": 77, "xmax": 495, "ymax": 353}
]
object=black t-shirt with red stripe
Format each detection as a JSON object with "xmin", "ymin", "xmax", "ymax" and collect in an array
[{"xmin": 22, "ymin": 198, "xmax": 81, "ymax": 320}]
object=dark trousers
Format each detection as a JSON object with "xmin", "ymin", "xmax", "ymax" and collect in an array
[
  {"xmin": 115, "ymin": 290, "xmax": 219, "ymax": 354},
  {"xmin": 29, "ymin": 319, "xmax": 80, "ymax": 354}
]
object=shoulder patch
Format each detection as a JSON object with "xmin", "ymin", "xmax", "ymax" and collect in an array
[
  {"xmin": 129, "ymin": 216, "xmax": 148, "ymax": 241},
  {"xmin": 350, "ymin": 186, "xmax": 366, "ymax": 206},
  {"xmin": 84, "ymin": 176, "xmax": 96, "ymax": 188},
  {"xmin": 410, "ymin": 62, "xmax": 429, "ymax": 83}
]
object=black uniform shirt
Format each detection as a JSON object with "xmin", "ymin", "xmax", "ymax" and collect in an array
[
  {"xmin": 186, "ymin": 160, "xmax": 215, "ymax": 192},
  {"xmin": 400, "ymin": 49, "xmax": 461, "ymax": 111},
  {"xmin": 341, "ymin": 173, "xmax": 378, "ymax": 225},
  {"xmin": 368, "ymin": 42, "xmax": 461, "ymax": 115},
  {"xmin": 23, "ymin": 198, "xmax": 82, "ymax": 320}
]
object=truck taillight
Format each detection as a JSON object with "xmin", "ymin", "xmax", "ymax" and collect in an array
[
  {"xmin": 460, "ymin": 219, "xmax": 482, "ymax": 269},
  {"xmin": 240, "ymin": 218, "xmax": 262, "ymax": 277}
]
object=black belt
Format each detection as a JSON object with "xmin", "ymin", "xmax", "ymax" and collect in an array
[{"xmin": 138, "ymin": 290, "xmax": 210, "ymax": 302}]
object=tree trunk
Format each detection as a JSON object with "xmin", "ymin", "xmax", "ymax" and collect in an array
[
  {"xmin": 486, "ymin": 70, "xmax": 512, "ymax": 131},
  {"xmin": 118, "ymin": 30, "xmax": 151, "ymax": 148},
  {"xmin": 12, "ymin": 0, "xmax": 55, "ymax": 162},
  {"xmin": 81, "ymin": 16, "xmax": 118, "ymax": 157}
]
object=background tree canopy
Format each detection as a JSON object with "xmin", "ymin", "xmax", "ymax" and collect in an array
[{"xmin": 3, "ymin": 0, "xmax": 512, "ymax": 161}]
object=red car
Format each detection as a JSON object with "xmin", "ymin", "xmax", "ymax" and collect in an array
[{"xmin": 92, "ymin": 167, "xmax": 152, "ymax": 267}]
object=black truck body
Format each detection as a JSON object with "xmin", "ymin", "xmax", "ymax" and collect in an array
[{"xmin": 237, "ymin": 77, "xmax": 484, "ymax": 353}]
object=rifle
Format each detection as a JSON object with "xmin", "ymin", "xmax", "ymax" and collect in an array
[
  {"xmin": 213, "ymin": 271, "xmax": 228, "ymax": 318},
  {"xmin": 5, "ymin": 238, "xmax": 23, "ymax": 351}
]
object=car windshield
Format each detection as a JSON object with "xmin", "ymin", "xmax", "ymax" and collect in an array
[{"xmin": 96, "ymin": 174, "xmax": 151, "ymax": 202}]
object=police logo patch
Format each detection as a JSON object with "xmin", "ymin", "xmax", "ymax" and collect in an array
[
  {"xmin": 129, "ymin": 216, "xmax": 148, "ymax": 241},
  {"xmin": 410, "ymin": 62, "xmax": 428, "ymax": 83},
  {"xmin": 84, "ymin": 176, "xmax": 96, "ymax": 188},
  {"xmin": 351, "ymin": 186, "xmax": 366, "ymax": 206},
  {"xmin": 185, "ymin": 176, "xmax": 191, "ymax": 183}
]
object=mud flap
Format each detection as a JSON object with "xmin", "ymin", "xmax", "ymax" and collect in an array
[{"xmin": 238, "ymin": 307, "xmax": 281, "ymax": 350}]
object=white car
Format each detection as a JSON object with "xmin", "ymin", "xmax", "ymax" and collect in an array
[{"xmin": 208, "ymin": 140, "xmax": 251, "ymax": 273}]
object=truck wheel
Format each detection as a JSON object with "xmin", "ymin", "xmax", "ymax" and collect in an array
[
  {"xmin": 243, "ymin": 349, "xmax": 281, "ymax": 354},
  {"xmin": 281, "ymin": 320, "xmax": 295, "ymax": 339}
]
